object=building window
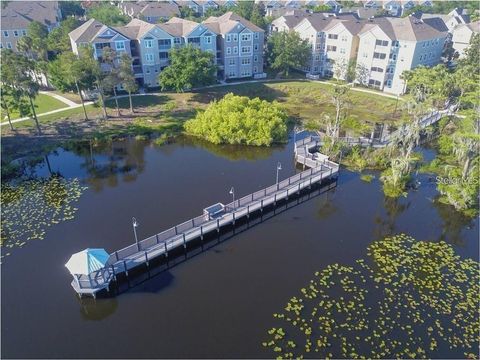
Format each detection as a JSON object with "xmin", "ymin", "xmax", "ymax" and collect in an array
[
  {"xmin": 0, "ymin": 43, "xmax": 3, "ymax": 48},
  {"xmin": 145, "ymin": 53, "xmax": 154, "ymax": 62},
  {"xmin": 7, "ymin": 42, "xmax": 12, "ymax": 49},
  {"xmin": 228, "ymin": 71, "xmax": 236, "ymax": 77},
  {"xmin": 254, "ymin": 44, "xmax": 259, "ymax": 51},
  {"xmin": 341, "ymin": 36, "xmax": 347, "ymax": 42},
  {"xmin": 340, "ymin": 48, "xmax": 346, "ymax": 54},
  {"xmin": 316, "ymin": 44, "xmax": 321, "ymax": 50},
  {"xmin": 227, "ymin": 47, "xmax": 231, "ymax": 55},
  {"xmin": 315, "ymin": 54, "xmax": 320, "ymax": 60},
  {"xmin": 188, "ymin": 37, "xmax": 200, "ymax": 44},
  {"xmin": 233, "ymin": 34, "xmax": 238, "ymax": 41},
  {"xmin": 115, "ymin": 41, "xmax": 125, "ymax": 50},
  {"xmin": 386, "ymin": 79, "xmax": 392, "ymax": 87},
  {"xmin": 145, "ymin": 39, "xmax": 153, "ymax": 48},
  {"xmin": 362, "ymin": 52, "xmax": 368, "ymax": 58},
  {"xmin": 375, "ymin": 39, "xmax": 389, "ymax": 46},
  {"xmin": 327, "ymin": 34, "xmax": 338, "ymax": 39},
  {"xmin": 174, "ymin": 37, "xmax": 181, "ymax": 45},
  {"xmin": 254, "ymin": 55, "xmax": 258, "ymax": 62},
  {"xmin": 241, "ymin": 46, "xmax": 250, "ymax": 54},
  {"xmin": 205, "ymin": 36, "xmax": 211, "ymax": 44},
  {"xmin": 392, "ymin": 40, "xmax": 399, "ymax": 47},
  {"xmin": 13, "ymin": 30, "xmax": 19, "ymax": 37},
  {"xmin": 326, "ymin": 45, "xmax": 336, "ymax": 52},
  {"xmin": 368, "ymin": 79, "xmax": 381, "ymax": 87},
  {"xmin": 254, "ymin": 66, "xmax": 258, "ymax": 73},
  {"xmin": 159, "ymin": 39, "xmax": 171, "ymax": 49},
  {"xmin": 373, "ymin": 52, "xmax": 386, "ymax": 59},
  {"xmin": 3, "ymin": 31, "xmax": 8, "ymax": 37},
  {"xmin": 229, "ymin": 58, "xmax": 235, "ymax": 65},
  {"xmin": 389, "ymin": 53, "xmax": 397, "ymax": 60},
  {"xmin": 21, "ymin": 29, "xmax": 27, "ymax": 36},
  {"xmin": 233, "ymin": 46, "xmax": 238, "ymax": 54},
  {"xmin": 226, "ymin": 34, "xmax": 232, "ymax": 42},
  {"xmin": 241, "ymin": 70, "xmax": 251, "ymax": 76},
  {"xmin": 371, "ymin": 67, "xmax": 383, "ymax": 72},
  {"xmin": 241, "ymin": 58, "xmax": 250, "ymax": 65},
  {"xmin": 159, "ymin": 52, "xmax": 169, "ymax": 60},
  {"xmin": 241, "ymin": 34, "xmax": 251, "ymax": 41}
]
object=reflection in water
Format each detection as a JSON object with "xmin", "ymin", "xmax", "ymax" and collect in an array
[
  {"xmin": 433, "ymin": 198, "xmax": 476, "ymax": 246},
  {"xmin": 316, "ymin": 192, "xmax": 338, "ymax": 220},
  {"xmin": 79, "ymin": 297, "xmax": 118, "ymax": 321},
  {"xmin": 64, "ymin": 138, "xmax": 147, "ymax": 192},
  {"xmin": 373, "ymin": 196, "xmax": 409, "ymax": 239},
  {"xmin": 182, "ymin": 135, "xmax": 279, "ymax": 161}
]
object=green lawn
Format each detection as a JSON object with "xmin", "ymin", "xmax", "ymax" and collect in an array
[
  {"xmin": 3, "ymin": 93, "xmax": 68, "ymax": 120},
  {"xmin": 4, "ymin": 81, "xmax": 406, "ymax": 133}
]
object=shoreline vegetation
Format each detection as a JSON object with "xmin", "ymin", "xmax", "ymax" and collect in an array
[{"xmin": 2, "ymin": 66, "xmax": 478, "ymax": 216}]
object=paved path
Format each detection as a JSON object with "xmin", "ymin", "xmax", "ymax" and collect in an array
[
  {"xmin": 1, "ymin": 92, "xmax": 94, "ymax": 127},
  {"xmin": 0, "ymin": 79, "xmax": 406, "ymax": 127},
  {"xmin": 40, "ymin": 91, "xmax": 79, "ymax": 107}
]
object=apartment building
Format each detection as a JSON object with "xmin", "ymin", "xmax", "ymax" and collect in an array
[
  {"xmin": 69, "ymin": 18, "xmax": 133, "ymax": 68},
  {"xmin": 289, "ymin": 13, "xmax": 361, "ymax": 77},
  {"xmin": 116, "ymin": 19, "xmax": 175, "ymax": 87},
  {"xmin": 356, "ymin": 16, "xmax": 447, "ymax": 94},
  {"xmin": 203, "ymin": 12, "xmax": 265, "ymax": 80},
  {"xmin": 118, "ymin": 1, "xmax": 180, "ymax": 23},
  {"xmin": 452, "ymin": 21, "xmax": 480, "ymax": 58},
  {"xmin": 270, "ymin": 10, "xmax": 310, "ymax": 32},
  {"xmin": 69, "ymin": 11, "xmax": 263, "ymax": 87},
  {"xmin": 1, "ymin": 1, "xmax": 62, "ymax": 51}
]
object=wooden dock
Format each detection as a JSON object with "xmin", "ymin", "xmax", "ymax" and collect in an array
[{"xmin": 69, "ymin": 136, "xmax": 339, "ymax": 297}]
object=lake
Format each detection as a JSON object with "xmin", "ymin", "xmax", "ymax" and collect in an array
[{"xmin": 1, "ymin": 134, "xmax": 478, "ymax": 358}]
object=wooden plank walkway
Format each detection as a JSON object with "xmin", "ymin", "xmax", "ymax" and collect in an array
[
  {"xmin": 314, "ymin": 109, "xmax": 447, "ymax": 148},
  {"xmin": 69, "ymin": 138, "xmax": 339, "ymax": 297}
]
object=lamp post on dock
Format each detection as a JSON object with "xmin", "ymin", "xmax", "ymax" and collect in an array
[
  {"xmin": 229, "ymin": 187, "xmax": 235, "ymax": 208},
  {"xmin": 132, "ymin": 217, "xmax": 139, "ymax": 249},
  {"xmin": 276, "ymin": 161, "xmax": 282, "ymax": 185}
]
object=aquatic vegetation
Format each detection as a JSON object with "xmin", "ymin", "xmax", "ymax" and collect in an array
[
  {"xmin": 263, "ymin": 234, "xmax": 479, "ymax": 359},
  {"xmin": 1, "ymin": 176, "xmax": 87, "ymax": 259},
  {"xmin": 360, "ymin": 174, "xmax": 375, "ymax": 183}
]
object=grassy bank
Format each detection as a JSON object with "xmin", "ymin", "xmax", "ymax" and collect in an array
[
  {"xmin": 2, "ymin": 80, "xmax": 405, "ymax": 179},
  {"xmin": 2, "ymin": 93, "xmax": 67, "ymax": 120}
]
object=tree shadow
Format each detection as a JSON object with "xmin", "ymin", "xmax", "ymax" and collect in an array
[{"xmin": 189, "ymin": 82, "xmax": 289, "ymax": 104}]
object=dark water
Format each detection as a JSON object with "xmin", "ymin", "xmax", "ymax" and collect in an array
[{"xmin": 1, "ymin": 135, "xmax": 478, "ymax": 359}]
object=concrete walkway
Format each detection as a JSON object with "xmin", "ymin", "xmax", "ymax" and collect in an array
[
  {"xmin": 0, "ymin": 79, "xmax": 402, "ymax": 127},
  {"xmin": 40, "ymin": 91, "xmax": 79, "ymax": 107},
  {"xmin": 1, "ymin": 92, "xmax": 94, "ymax": 127}
]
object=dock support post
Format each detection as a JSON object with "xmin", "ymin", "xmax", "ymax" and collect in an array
[
  {"xmin": 155, "ymin": 234, "xmax": 159, "ymax": 244},
  {"xmin": 216, "ymin": 219, "xmax": 220, "ymax": 233},
  {"xmin": 144, "ymin": 251, "xmax": 149, "ymax": 267},
  {"xmin": 75, "ymin": 274, "xmax": 82, "ymax": 289},
  {"xmin": 164, "ymin": 241, "xmax": 169, "ymax": 267},
  {"xmin": 111, "ymin": 265, "xmax": 116, "ymax": 281},
  {"xmin": 233, "ymin": 212, "xmax": 236, "ymax": 225},
  {"xmin": 115, "ymin": 251, "xmax": 119, "ymax": 262},
  {"xmin": 174, "ymin": 226, "xmax": 178, "ymax": 235},
  {"xmin": 274, "ymin": 193, "xmax": 277, "ymax": 206},
  {"xmin": 183, "ymin": 233, "xmax": 187, "ymax": 258},
  {"xmin": 247, "ymin": 205, "xmax": 250, "ymax": 218},
  {"xmin": 123, "ymin": 260, "xmax": 128, "ymax": 276},
  {"xmin": 200, "ymin": 226, "xmax": 204, "ymax": 250}
]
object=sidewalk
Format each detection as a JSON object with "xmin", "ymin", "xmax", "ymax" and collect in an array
[{"xmin": 1, "ymin": 92, "xmax": 94, "ymax": 127}]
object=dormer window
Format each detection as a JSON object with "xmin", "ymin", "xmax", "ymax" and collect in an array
[{"xmin": 145, "ymin": 39, "xmax": 153, "ymax": 48}]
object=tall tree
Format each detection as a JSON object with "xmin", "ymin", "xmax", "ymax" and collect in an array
[
  {"xmin": 1, "ymin": 50, "xmax": 42, "ymax": 134},
  {"xmin": 158, "ymin": 45, "xmax": 216, "ymax": 92},
  {"xmin": 267, "ymin": 31, "xmax": 311, "ymax": 77},
  {"xmin": 102, "ymin": 47, "xmax": 121, "ymax": 117},
  {"xmin": 86, "ymin": 46, "xmax": 109, "ymax": 119},
  {"xmin": 47, "ymin": 51, "xmax": 94, "ymax": 120},
  {"xmin": 47, "ymin": 17, "xmax": 80, "ymax": 54},
  {"xmin": 86, "ymin": 3, "xmax": 129, "ymax": 26},
  {"xmin": 118, "ymin": 53, "xmax": 138, "ymax": 114}
]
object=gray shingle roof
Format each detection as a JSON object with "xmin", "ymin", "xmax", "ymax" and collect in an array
[
  {"xmin": 359, "ymin": 16, "xmax": 447, "ymax": 41},
  {"xmin": 1, "ymin": 1, "xmax": 60, "ymax": 30},
  {"xmin": 203, "ymin": 11, "xmax": 264, "ymax": 34}
]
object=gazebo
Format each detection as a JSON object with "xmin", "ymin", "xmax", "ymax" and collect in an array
[{"xmin": 65, "ymin": 248, "xmax": 113, "ymax": 297}]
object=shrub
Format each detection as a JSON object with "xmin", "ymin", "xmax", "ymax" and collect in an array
[{"xmin": 184, "ymin": 93, "xmax": 288, "ymax": 146}]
